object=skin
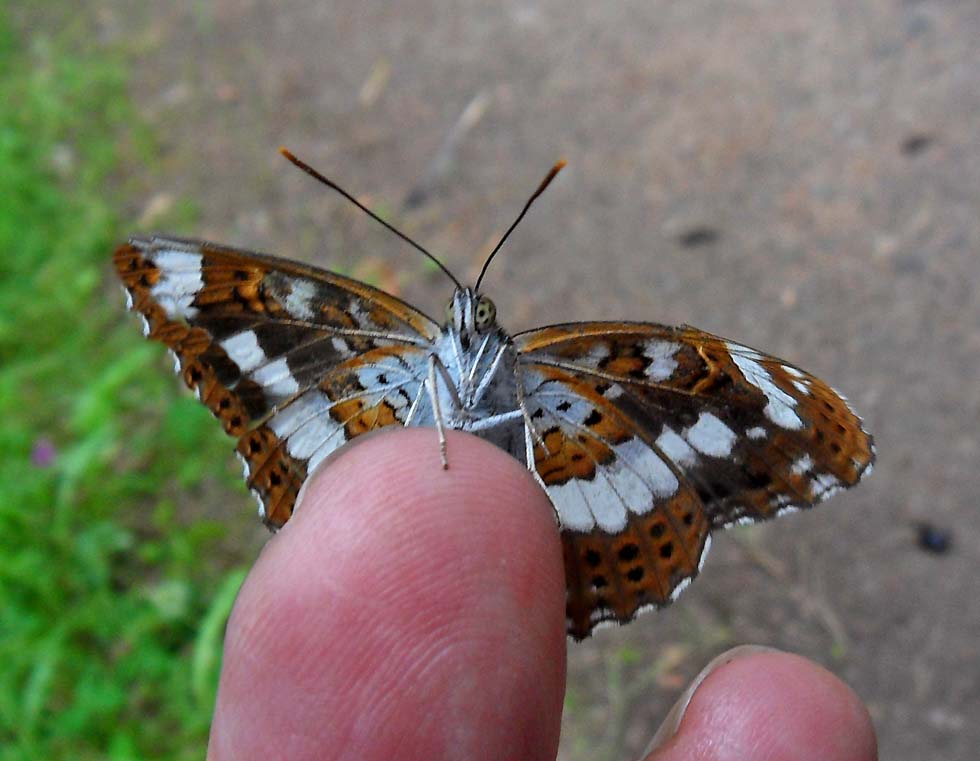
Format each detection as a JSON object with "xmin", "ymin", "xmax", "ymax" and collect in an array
[{"xmin": 208, "ymin": 428, "xmax": 878, "ymax": 761}]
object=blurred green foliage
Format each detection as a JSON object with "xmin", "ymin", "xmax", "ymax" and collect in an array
[{"xmin": 0, "ymin": 10, "xmax": 247, "ymax": 760}]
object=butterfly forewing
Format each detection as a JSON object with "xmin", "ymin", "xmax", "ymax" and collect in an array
[
  {"xmin": 514, "ymin": 322, "xmax": 874, "ymax": 637},
  {"xmin": 114, "ymin": 236, "xmax": 439, "ymax": 526}
]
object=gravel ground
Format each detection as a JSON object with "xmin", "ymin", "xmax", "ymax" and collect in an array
[{"xmin": 85, "ymin": 1, "xmax": 980, "ymax": 758}]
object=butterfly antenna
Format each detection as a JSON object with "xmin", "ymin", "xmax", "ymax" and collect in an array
[
  {"xmin": 278, "ymin": 147, "xmax": 462, "ymax": 288},
  {"xmin": 475, "ymin": 159, "xmax": 566, "ymax": 292}
]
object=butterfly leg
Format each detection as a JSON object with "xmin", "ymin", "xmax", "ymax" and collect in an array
[
  {"xmin": 463, "ymin": 409, "xmax": 524, "ymax": 433},
  {"xmin": 523, "ymin": 422, "xmax": 536, "ymax": 470},
  {"xmin": 468, "ymin": 342, "xmax": 509, "ymax": 408},
  {"xmin": 426, "ymin": 354, "xmax": 465, "ymax": 469},
  {"xmin": 511, "ymin": 371, "xmax": 551, "ymax": 487},
  {"xmin": 426, "ymin": 357, "xmax": 449, "ymax": 469},
  {"xmin": 402, "ymin": 381, "xmax": 427, "ymax": 427},
  {"xmin": 515, "ymin": 371, "xmax": 547, "ymax": 451},
  {"xmin": 513, "ymin": 380, "xmax": 554, "ymax": 513}
]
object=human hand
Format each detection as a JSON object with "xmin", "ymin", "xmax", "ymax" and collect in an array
[{"xmin": 207, "ymin": 429, "xmax": 877, "ymax": 760}]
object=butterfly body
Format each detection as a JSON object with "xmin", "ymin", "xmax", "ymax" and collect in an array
[
  {"xmin": 421, "ymin": 288, "xmax": 526, "ymax": 452},
  {"xmin": 116, "ymin": 231, "xmax": 873, "ymax": 640}
]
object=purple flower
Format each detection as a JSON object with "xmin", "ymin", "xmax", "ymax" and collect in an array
[{"xmin": 31, "ymin": 438, "xmax": 57, "ymax": 467}]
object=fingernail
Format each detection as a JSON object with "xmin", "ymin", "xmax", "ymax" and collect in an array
[{"xmin": 641, "ymin": 645, "xmax": 781, "ymax": 757}]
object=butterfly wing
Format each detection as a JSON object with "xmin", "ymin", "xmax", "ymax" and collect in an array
[
  {"xmin": 514, "ymin": 322, "xmax": 874, "ymax": 639},
  {"xmin": 115, "ymin": 236, "xmax": 440, "ymax": 527}
]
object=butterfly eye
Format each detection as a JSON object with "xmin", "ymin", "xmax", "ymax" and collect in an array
[{"xmin": 474, "ymin": 297, "xmax": 496, "ymax": 330}]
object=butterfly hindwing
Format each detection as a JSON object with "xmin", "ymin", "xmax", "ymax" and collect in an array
[
  {"xmin": 115, "ymin": 236, "xmax": 439, "ymax": 526},
  {"xmin": 515, "ymin": 362, "xmax": 711, "ymax": 638},
  {"xmin": 515, "ymin": 322, "xmax": 874, "ymax": 637}
]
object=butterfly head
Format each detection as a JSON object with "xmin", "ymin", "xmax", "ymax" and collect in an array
[{"xmin": 445, "ymin": 287, "xmax": 497, "ymax": 346}]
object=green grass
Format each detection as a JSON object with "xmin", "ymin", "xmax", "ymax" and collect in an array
[{"xmin": 0, "ymin": 10, "xmax": 247, "ymax": 760}]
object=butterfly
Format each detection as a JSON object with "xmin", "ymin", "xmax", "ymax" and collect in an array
[{"xmin": 114, "ymin": 149, "xmax": 875, "ymax": 640}]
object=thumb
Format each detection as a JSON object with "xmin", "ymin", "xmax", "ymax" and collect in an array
[
  {"xmin": 208, "ymin": 428, "xmax": 566, "ymax": 761},
  {"xmin": 642, "ymin": 646, "xmax": 878, "ymax": 761}
]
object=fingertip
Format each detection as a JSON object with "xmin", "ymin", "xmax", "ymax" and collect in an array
[
  {"xmin": 210, "ymin": 428, "xmax": 565, "ymax": 761},
  {"xmin": 647, "ymin": 649, "xmax": 877, "ymax": 761}
]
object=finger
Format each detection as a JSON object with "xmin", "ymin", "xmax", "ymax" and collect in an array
[
  {"xmin": 208, "ymin": 428, "xmax": 566, "ymax": 761},
  {"xmin": 644, "ymin": 647, "xmax": 877, "ymax": 761}
]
